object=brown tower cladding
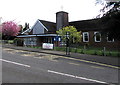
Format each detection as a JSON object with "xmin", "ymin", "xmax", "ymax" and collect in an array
[{"xmin": 56, "ymin": 11, "xmax": 69, "ymax": 30}]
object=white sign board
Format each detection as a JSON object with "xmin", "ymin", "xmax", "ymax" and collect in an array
[{"xmin": 42, "ymin": 43, "xmax": 54, "ymax": 49}]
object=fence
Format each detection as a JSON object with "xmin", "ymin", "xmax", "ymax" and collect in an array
[
  {"xmin": 54, "ymin": 44, "xmax": 120, "ymax": 57},
  {"xmin": 2, "ymin": 40, "xmax": 120, "ymax": 57}
]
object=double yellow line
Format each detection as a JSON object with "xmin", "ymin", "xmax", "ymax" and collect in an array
[{"xmin": 59, "ymin": 56, "xmax": 120, "ymax": 69}]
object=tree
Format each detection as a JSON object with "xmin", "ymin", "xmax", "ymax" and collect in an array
[
  {"xmin": 0, "ymin": 21, "xmax": 20, "ymax": 40},
  {"xmin": 23, "ymin": 23, "xmax": 29, "ymax": 32},
  {"xmin": 56, "ymin": 26, "xmax": 82, "ymax": 44},
  {"xmin": 18, "ymin": 25, "xmax": 23, "ymax": 34},
  {"xmin": 96, "ymin": 0, "xmax": 120, "ymax": 40}
]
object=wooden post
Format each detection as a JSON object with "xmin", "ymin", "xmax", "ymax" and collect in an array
[{"xmin": 103, "ymin": 47, "xmax": 106, "ymax": 56}]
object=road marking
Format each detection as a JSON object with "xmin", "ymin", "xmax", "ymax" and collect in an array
[
  {"xmin": 91, "ymin": 66, "xmax": 104, "ymax": 69},
  {"xmin": 68, "ymin": 62, "xmax": 80, "ymax": 66},
  {"xmin": 3, "ymin": 48, "xmax": 119, "ymax": 69},
  {"xmin": 49, "ymin": 60, "xmax": 58, "ymax": 62},
  {"xmin": 0, "ymin": 59, "xmax": 30, "ymax": 68},
  {"xmin": 59, "ymin": 56, "xmax": 120, "ymax": 69},
  {"xmin": 21, "ymin": 54, "xmax": 34, "ymax": 57},
  {"xmin": 48, "ymin": 70, "xmax": 108, "ymax": 84},
  {"xmin": 33, "ymin": 56, "xmax": 43, "ymax": 59}
]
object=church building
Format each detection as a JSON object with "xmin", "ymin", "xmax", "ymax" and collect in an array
[{"xmin": 17, "ymin": 11, "xmax": 120, "ymax": 50}]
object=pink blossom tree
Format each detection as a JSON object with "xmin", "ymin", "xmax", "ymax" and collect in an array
[
  {"xmin": 1, "ymin": 21, "xmax": 20, "ymax": 36},
  {"xmin": 0, "ymin": 21, "xmax": 21, "ymax": 40}
]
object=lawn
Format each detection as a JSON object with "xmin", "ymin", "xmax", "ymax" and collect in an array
[
  {"xmin": 53, "ymin": 46, "xmax": 120, "ymax": 57},
  {"xmin": 3, "ymin": 40, "xmax": 120, "ymax": 57},
  {"xmin": 21, "ymin": 45, "xmax": 120, "ymax": 57}
]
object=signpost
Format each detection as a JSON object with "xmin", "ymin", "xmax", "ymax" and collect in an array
[{"xmin": 66, "ymin": 32, "xmax": 70, "ymax": 56}]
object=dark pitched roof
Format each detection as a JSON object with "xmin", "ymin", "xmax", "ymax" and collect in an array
[
  {"xmin": 39, "ymin": 20, "xmax": 56, "ymax": 33},
  {"xmin": 69, "ymin": 18, "xmax": 102, "ymax": 31}
]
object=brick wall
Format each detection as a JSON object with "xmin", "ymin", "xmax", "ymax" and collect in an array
[{"xmin": 81, "ymin": 31, "xmax": 120, "ymax": 50}]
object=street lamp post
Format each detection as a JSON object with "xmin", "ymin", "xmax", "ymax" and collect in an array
[{"xmin": 66, "ymin": 32, "xmax": 70, "ymax": 56}]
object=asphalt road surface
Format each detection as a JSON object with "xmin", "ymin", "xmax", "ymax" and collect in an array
[{"xmin": 1, "ymin": 48, "xmax": 119, "ymax": 84}]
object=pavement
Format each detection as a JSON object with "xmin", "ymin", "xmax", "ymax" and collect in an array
[{"xmin": 2, "ymin": 44, "xmax": 120, "ymax": 68}]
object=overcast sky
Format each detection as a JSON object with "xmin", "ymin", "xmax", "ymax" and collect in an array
[{"xmin": 0, "ymin": 0, "xmax": 104, "ymax": 26}]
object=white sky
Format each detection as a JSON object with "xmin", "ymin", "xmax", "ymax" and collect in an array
[{"xmin": 0, "ymin": 0, "xmax": 104, "ymax": 27}]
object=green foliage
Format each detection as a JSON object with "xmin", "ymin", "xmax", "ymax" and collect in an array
[
  {"xmin": 14, "ymin": 38, "xmax": 23, "ymax": 46},
  {"xmin": 56, "ymin": 26, "xmax": 82, "ymax": 44},
  {"xmin": 54, "ymin": 47, "xmax": 66, "ymax": 51},
  {"xmin": 27, "ymin": 45, "xmax": 119, "ymax": 57},
  {"xmin": 8, "ymin": 40, "xmax": 14, "ymax": 44},
  {"xmin": 96, "ymin": 1, "xmax": 120, "ymax": 40}
]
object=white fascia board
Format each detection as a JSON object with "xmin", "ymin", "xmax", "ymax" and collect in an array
[
  {"xmin": 30, "ymin": 20, "xmax": 38, "ymax": 31},
  {"xmin": 21, "ymin": 23, "xmax": 35, "ymax": 34},
  {"xmin": 21, "ymin": 19, "xmax": 40, "ymax": 34},
  {"xmin": 38, "ymin": 20, "xmax": 48, "ymax": 31},
  {"xmin": 21, "ymin": 28, "xmax": 31, "ymax": 34},
  {"xmin": 37, "ymin": 34, "xmax": 58, "ymax": 36},
  {"xmin": 17, "ymin": 34, "xmax": 58, "ymax": 37},
  {"xmin": 17, "ymin": 35, "xmax": 37, "ymax": 38}
]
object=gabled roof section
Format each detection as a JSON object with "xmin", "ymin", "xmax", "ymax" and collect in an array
[
  {"xmin": 39, "ymin": 20, "xmax": 56, "ymax": 33},
  {"xmin": 21, "ymin": 19, "xmax": 56, "ymax": 34},
  {"xmin": 69, "ymin": 18, "xmax": 101, "ymax": 31}
]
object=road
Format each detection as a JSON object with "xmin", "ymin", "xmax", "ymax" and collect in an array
[{"xmin": 1, "ymin": 47, "xmax": 119, "ymax": 84}]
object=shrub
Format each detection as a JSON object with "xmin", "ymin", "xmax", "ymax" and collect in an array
[{"xmin": 14, "ymin": 38, "xmax": 23, "ymax": 46}]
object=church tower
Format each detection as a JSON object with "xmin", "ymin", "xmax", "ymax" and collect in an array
[{"xmin": 56, "ymin": 11, "xmax": 69, "ymax": 30}]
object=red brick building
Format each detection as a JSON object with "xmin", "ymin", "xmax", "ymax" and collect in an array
[{"xmin": 17, "ymin": 11, "xmax": 120, "ymax": 50}]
